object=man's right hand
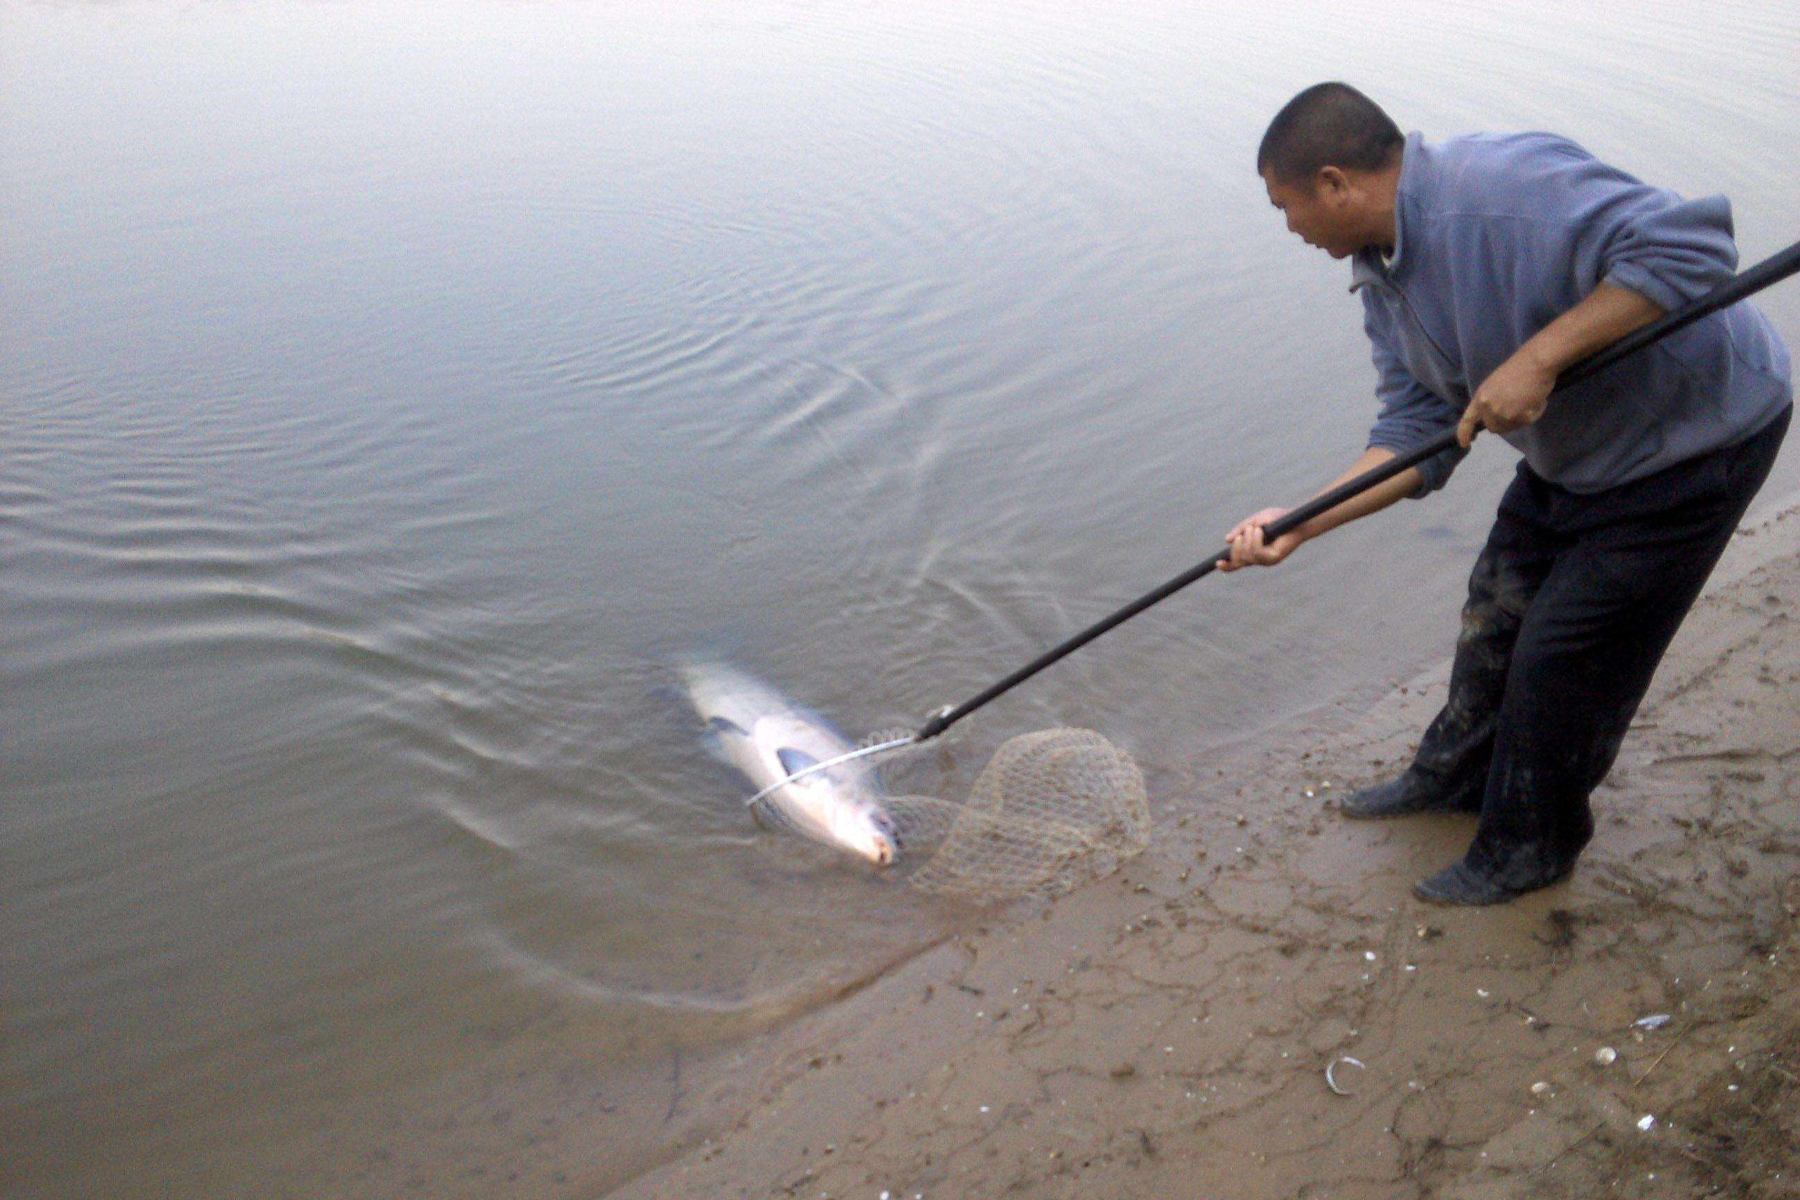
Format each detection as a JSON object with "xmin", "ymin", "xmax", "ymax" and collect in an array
[{"xmin": 1217, "ymin": 507, "xmax": 1306, "ymax": 572}]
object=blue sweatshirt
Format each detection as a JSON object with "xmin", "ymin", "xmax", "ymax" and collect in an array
[{"xmin": 1352, "ymin": 131, "xmax": 1792, "ymax": 495}]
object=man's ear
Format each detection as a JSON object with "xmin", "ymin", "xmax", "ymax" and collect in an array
[{"xmin": 1316, "ymin": 165, "xmax": 1351, "ymax": 201}]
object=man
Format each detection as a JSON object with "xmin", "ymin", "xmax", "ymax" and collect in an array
[{"xmin": 1221, "ymin": 82, "xmax": 1792, "ymax": 905}]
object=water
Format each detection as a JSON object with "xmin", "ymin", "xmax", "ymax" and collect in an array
[{"xmin": 3, "ymin": 2, "xmax": 1796, "ymax": 1195}]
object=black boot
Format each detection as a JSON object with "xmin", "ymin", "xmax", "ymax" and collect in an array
[
  {"xmin": 1411, "ymin": 860, "xmax": 1514, "ymax": 905},
  {"xmin": 1413, "ymin": 857, "xmax": 1575, "ymax": 906},
  {"xmin": 1339, "ymin": 770, "xmax": 1479, "ymax": 820}
]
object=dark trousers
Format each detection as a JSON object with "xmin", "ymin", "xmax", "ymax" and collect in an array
[{"xmin": 1408, "ymin": 405, "xmax": 1791, "ymax": 889}]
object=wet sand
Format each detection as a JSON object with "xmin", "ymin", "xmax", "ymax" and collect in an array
[{"xmin": 607, "ymin": 494, "xmax": 1800, "ymax": 1200}]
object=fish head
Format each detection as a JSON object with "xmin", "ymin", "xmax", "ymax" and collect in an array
[{"xmin": 838, "ymin": 803, "xmax": 899, "ymax": 866}]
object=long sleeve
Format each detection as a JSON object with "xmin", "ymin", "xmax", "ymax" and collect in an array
[
  {"xmin": 1537, "ymin": 140, "xmax": 1738, "ymax": 313},
  {"xmin": 1348, "ymin": 130, "xmax": 1787, "ymax": 495},
  {"xmin": 1363, "ymin": 299, "xmax": 1467, "ymax": 495}
]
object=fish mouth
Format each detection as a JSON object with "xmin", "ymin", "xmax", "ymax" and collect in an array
[{"xmin": 868, "ymin": 812, "xmax": 899, "ymax": 866}]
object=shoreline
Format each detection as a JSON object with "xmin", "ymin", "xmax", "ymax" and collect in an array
[{"xmin": 606, "ymin": 496, "xmax": 1800, "ymax": 1199}]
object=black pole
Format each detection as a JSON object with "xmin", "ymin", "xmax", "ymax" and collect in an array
[{"xmin": 915, "ymin": 237, "xmax": 1800, "ymax": 742}]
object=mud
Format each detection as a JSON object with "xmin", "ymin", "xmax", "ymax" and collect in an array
[{"xmin": 607, "ymin": 500, "xmax": 1800, "ymax": 1200}]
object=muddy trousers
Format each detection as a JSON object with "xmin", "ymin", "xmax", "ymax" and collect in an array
[{"xmin": 1406, "ymin": 405, "xmax": 1791, "ymax": 889}]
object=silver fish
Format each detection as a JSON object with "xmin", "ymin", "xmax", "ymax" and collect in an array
[{"xmin": 681, "ymin": 662, "xmax": 898, "ymax": 865}]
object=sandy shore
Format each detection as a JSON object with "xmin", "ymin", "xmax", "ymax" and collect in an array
[{"xmin": 609, "ymin": 498, "xmax": 1800, "ymax": 1200}]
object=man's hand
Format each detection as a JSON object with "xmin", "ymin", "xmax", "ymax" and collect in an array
[
  {"xmin": 1455, "ymin": 283, "xmax": 1665, "ymax": 449},
  {"xmin": 1217, "ymin": 507, "xmax": 1306, "ymax": 572},
  {"xmin": 1456, "ymin": 350, "xmax": 1557, "ymax": 448}
]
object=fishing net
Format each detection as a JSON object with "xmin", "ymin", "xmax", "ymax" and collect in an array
[{"xmin": 884, "ymin": 728, "xmax": 1149, "ymax": 902}]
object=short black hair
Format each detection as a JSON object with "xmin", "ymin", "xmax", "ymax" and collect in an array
[{"xmin": 1257, "ymin": 83, "xmax": 1403, "ymax": 186}]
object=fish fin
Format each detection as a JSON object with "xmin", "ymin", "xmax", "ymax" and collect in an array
[
  {"xmin": 697, "ymin": 715, "xmax": 750, "ymax": 767},
  {"xmin": 775, "ymin": 747, "xmax": 820, "ymax": 779},
  {"xmin": 748, "ymin": 797, "xmax": 798, "ymax": 835},
  {"xmin": 705, "ymin": 715, "xmax": 749, "ymax": 738}
]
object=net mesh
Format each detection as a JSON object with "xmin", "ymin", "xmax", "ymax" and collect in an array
[{"xmin": 886, "ymin": 727, "xmax": 1149, "ymax": 902}]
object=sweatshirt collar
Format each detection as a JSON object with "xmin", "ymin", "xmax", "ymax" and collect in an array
[{"xmin": 1349, "ymin": 130, "xmax": 1424, "ymax": 292}]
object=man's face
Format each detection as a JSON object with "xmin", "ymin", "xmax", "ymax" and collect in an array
[{"xmin": 1262, "ymin": 169, "xmax": 1363, "ymax": 259}]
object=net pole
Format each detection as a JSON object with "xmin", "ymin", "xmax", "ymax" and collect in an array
[{"xmin": 915, "ymin": 238, "xmax": 1800, "ymax": 742}]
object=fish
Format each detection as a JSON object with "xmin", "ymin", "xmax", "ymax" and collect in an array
[{"xmin": 680, "ymin": 662, "xmax": 899, "ymax": 865}]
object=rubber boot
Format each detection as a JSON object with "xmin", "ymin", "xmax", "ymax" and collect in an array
[
  {"xmin": 1339, "ymin": 769, "xmax": 1481, "ymax": 820},
  {"xmin": 1413, "ymin": 858, "xmax": 1574, "ymax": 906}
]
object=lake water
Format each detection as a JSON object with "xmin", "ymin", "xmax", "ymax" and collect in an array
[{"xmin": 4, "ymin": 2, "xmax": 1796, "ymax": 1195}]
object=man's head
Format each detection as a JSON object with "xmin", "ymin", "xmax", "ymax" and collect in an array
[{"xmin": 1257, "ymin": 83, "xmax": 1404, "ymax": 259}]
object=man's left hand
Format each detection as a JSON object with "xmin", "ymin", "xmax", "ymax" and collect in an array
[{"xmin": 1456, "ymin": 351, "xmax": 1558, "ymax": 448}]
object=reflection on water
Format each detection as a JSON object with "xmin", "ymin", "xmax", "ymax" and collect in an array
[{"xmin": 3, "ymin": 1, "xmax": 1796, "ymax": 1194}]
